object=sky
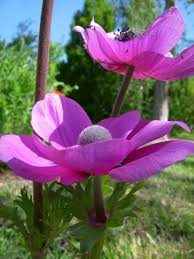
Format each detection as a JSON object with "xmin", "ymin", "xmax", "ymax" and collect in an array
[
  {"xmin": 0, "ymin": 0, "xmax": 193, "ymax": 48},
  {"xmin": 0, "ymin": 0, "xmax": 84, "ymax": 44}
]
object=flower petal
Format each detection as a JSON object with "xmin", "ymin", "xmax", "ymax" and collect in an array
[
  {"xmin": 0, "ymin": 134, "xmax": 65, "ymax": 182},
  {"xmin": 31, "ymin": 93, "xmax": 92, "ymax": 149},
  {"xmin": 61, "ymin": 139, "xmax": 133, "ymax": 175},
  {"xmin": 85, "ymin": 27, "xmax": 122, "ymax": 63},
  {"xmin": 128, "ymin": 120, "xmax": 190, "ymax": 149},
  {"xmin": 73, "ymin": 25, "xmax": 88, "ymax": 44},
  {"xmin": 133, "ymin": 45, "xmax": 194, "ymax": 80},
  {"xmin": 74, "ymin": 8, "xmax": 184, "ymax": 75},
  {"xmin": 98, "ymin": 111, "xmax": 140, "ymax": 139},
  {"xmin": 110, "ymin": 140, "xmax": 194, "ymax": 183},
  {"xmin": 110, "ymin": 7, "xmax": 184, "ymax": 62},
  {"xmin": 91, "ymin": 8, "xmax": 183, "ymax": 61},
  {"xmin": 144, "ymin": 7, "xmax": 184, "ymax": 54},
  {"xmin": 60, "ymin": 171, "xmax": 88, "ymax": 186}
]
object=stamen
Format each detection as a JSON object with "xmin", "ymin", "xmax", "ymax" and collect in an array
[
  {"xmin": 78, "ymin": 125, "xmax": 112, "ymax": 145},
  {"xmin": 114, "ymin": 28, "xmax": 144, "ymax": 41}
]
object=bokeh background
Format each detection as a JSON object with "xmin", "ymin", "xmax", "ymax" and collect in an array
[{"xmin": 0, "ymin": 0, "xmax": 194, "ymax": 258}]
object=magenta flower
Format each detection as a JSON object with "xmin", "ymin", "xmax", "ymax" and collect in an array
[
  {"xmin": 73, "ymin": 7, "xmax": 194, "ymax": 81},
  {"xmin": 0, "ymin": 93, "xmax": 194, "ymax": 185}
]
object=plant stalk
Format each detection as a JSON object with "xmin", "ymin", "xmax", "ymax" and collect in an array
[
  {"xmin": 33, "ymin": 0, "xmax": 54, "ymax": 257},
  {"xmin": 82, "ymin": 236, "xmax": 105, "ymax": 259},
  {"xmin": 94, "ymin": 176, "xmax": 106, "ymax": 223},
  {"xmin": 88, "ymin": 67, "xmax": 134, "ymax": 257},
  {"xmin": 111, "ymin": 66, "xmax": 134, "ymax": 117}
]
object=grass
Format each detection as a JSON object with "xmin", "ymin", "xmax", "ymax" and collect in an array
[{"xmin": 0, "ymin": 156, "xmax": 194, "ymax": 258}]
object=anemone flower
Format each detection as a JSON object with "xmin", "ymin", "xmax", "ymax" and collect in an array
[
  {"xmin": 0, "ymin": 93, "xmax": 194, "ymax": 185},
  {"xmin": 73, "ymin": 7, "xmax": 194, "ymax": 81}
]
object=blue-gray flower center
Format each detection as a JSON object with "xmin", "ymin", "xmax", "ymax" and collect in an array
[
  {"xmin": 78, "ymin": 125, "xmax": 112, "ymax": 145},
  {"xmin": 114, "ymin": 28, "xmax": 144, "ymax": 41}
]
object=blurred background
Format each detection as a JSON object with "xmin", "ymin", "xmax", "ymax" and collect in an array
[{"xmin": 0, "ymin": 0, "xmax": 194, "ymax": 258}]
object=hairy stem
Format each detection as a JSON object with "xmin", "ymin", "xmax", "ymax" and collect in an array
[
  {"xmin": 111, "ymin": 66, "xmax": 134, "ymax": 117},
  {"xmin": 94, "ymin": 177, "xmax": 106, "ymax": 223},
  {"xmin": 33, "ymin": 0, "xmax": 54, "ymax": 257},
  {"xmin": 82, "ymin": 236, "xmax": 105, "ymax": 259},
  {"xmin": 35, "ymin": 0, "xmax": 55, "ymax": 102}
]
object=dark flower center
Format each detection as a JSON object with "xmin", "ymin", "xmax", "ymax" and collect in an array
[
  {"xmin": 78, "ymin": 125, "xmax": 112, "ymax": 145},
  {"xmin": 114, "ymin": 28, "xmax": 144, "ymax": 41}
]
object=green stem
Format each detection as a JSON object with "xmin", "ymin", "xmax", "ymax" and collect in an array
[
  {"xmin": 31, "ymin": 250, "xmax": 46, "ymax": 259},
  {"xmin": 111, "ymin": 66, "xmax": 134, "ymax": 117},
  {"xmin": 93, "ymin": 177, "xmax": 106, "ymax": 223},
  {"xmin": 82, "ymin": 236, "xmax": 105, "ymax": 259},
  {"xmin": 33, "ymin": 0, "xmax": 54, "ymax": 257}
]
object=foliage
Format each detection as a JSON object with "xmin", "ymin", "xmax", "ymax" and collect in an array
[
  {"xmin": 0, "ymin": 41, "xmax": 36, "ymax": 134},
  {"xmin": 58, "ymin": 178, "xmax": 143, "ymax": 255},
  {"xmin": 169, "ymin": 78, "xmax": 194, "ymax": 129},
  {"xmin": 0, "ymin": 30, "xmax": 70, "ymax": 135},
  {"xmin": 0, "ymin": 184, "xmax": 72, "ymax": 257}
]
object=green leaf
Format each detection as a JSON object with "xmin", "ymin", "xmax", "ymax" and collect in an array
[
  {"xmin": 14, "ymin": 188, "xmax": 33, "ymax": 228},
  {"xmin": 69, "ymin": 222, "xmax": 105, "ymax": 253},
  {"xmin": 129, "ymin": 182, "xmax": 145, "ymax": 195},
  {"xmin": 106, "ymin": 182, "xmax": 129, "ymax": 209},
  {"xmin": 0, "ymin": 201, "xmax": 27, "ymax": 236},
  {"xmin": 114, "ymin": 193, "xmax": 136, "ymax": 210},
  {"xmin": 102, "ymin": 175, "xmax": 113, "ymax": 195}
]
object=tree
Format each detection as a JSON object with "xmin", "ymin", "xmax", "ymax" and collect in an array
[{"xmin": 153, "ymin": 0, "xmax": 175, "ymax": 121}]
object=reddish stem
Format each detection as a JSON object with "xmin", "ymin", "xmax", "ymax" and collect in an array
[
  {"xmin": 111, "ymin": 66, "xmax": 134, "ymax": 117},
  {"xmin": 33, "ymin": 0, "xmax": 54, "ymax": 249}
]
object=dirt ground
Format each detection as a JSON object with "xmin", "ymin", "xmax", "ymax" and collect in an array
[{"xmin": 0, "ymin": 168, "xmax": 30, "ymax": 189}]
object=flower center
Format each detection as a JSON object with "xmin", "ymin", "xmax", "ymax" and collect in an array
[
  {"xmin": 114, "ymin": 28, "xmax": 144, "ymax": 41},
  {"xmin": 78, "ymin": 125, "xmax": 112, "ymax": 145}
]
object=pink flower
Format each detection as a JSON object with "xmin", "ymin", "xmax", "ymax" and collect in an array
[
  {"xmin": 73, "ymin": 7, "xmax": 194, "ymax": 81},
  {"xmin": 0, "ymin": 93, "xmax": 194, "ymax": 185}
]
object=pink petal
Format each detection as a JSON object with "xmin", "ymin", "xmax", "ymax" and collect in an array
[
  {"xmin": 60, "ymin": 171, "xmax": 88, "ymax": 186},
  {"xmin": 98, "ymin": 111, "xmax": 140, "ymax": 139},
  {"xmin": 73, "ymin": 25, "xmax": 88, "ymax": 44},
  {"xmin": 133, "ymin": 45, "xmax": 194, "ymax": 80},
  {"xmin": 0, "ymin": 134, "xmax": 64, "ymax": 182},
  {"xmin": 73, "ymin": 8, "xmax": 184, "ymax": 75},
  {"xmin": 110, "ymin": 140, "xmax": 194, "ymax": 182},
  {"xmin": 144, "ymin": 7, "xmax": 184, "ymax": 54},
  {"xmin": 101, "ymin": 62, "xmax": 147, "ymax": 78},
  {"xmin": 92, "ymin": 7, "xmax": 184, "ymax": 63},
  {"xmin": 128, "ymin": 120, "xmax": 190, "ymax": 149},
  {"xmin": 60, "ymin": 139, "xmax": 133, "ymax": 175},
  {"xmin": 85, "ymin": 27, "xmax": 121, "ymax": 63},
  {"xmin": 31, "ymin": 93, "xmax": 92, "ymax": 149}
]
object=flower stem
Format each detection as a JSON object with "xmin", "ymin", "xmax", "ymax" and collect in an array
[
  {"xmin": 34, "ymin": 0, "xmax": 55, "ymax": 102},
  {"xmin": 82, "ymin": 236, "xmax": 105, "ymax": 259},
  {"xmin": 33, "ymin": 0, "xmax": 54, "ymax": 256},
  {"xmin": 94, "ymin": 177, "xmax": 106, "ymax": 223},
  {"xmin": 111, "ymin": 66, "xmax": 134, "ymax": 117}
]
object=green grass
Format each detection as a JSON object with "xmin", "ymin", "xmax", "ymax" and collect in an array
[{"xmin": 0, "ymin": 157, "xmax": 194, "ymax": 259}]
